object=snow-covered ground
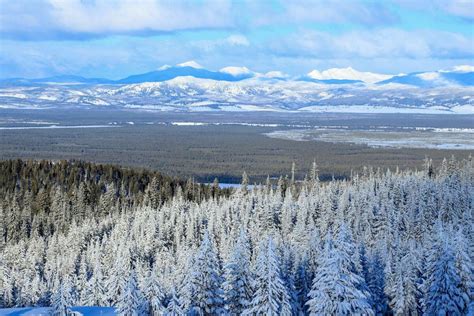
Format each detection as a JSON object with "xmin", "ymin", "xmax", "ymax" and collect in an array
[
  {"xmin": 265, "ymin": 128, "xmax": 474, "ymax": 150},
  {"xmin": 0, "ymin": 125, "xmax": 119, "ymax": 130}
]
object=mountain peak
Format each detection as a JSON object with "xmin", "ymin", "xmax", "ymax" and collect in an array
[
  {"xmin": 219, "ymin": 66, "xmax": 252, "ymax": 76},
  {"xmin": 158, "ymin": 64, "xmax": 172, "ymax": 70},
  {"xmin": 177, "ymin": 61, "xmax": 204, "ymax": 69},
  {"xmin": 450, "ymin": 65, "xmax": 474, "ymax": 73},
  {"xmin": 308, "ymin": 67, "xmax": 392, "ymax": 84}
]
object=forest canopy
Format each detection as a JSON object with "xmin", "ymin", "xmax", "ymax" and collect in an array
[{"xmin": 0, "ymin": 157, "xmax": 473, "ymax": 315}]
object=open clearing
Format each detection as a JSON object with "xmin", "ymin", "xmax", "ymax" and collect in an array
[{"xmin": 265, "ymin": 127, "xmax": 474, "ymax": 150}]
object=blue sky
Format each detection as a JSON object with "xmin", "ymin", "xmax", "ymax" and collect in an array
[{"xmin": 0, "ymin": 0, "xmax": 473, "ymax": 79}]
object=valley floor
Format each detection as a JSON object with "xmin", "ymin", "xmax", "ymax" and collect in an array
[{"xmin": 0, "ymin": 109, "xmax": 473, "ymax": 182}]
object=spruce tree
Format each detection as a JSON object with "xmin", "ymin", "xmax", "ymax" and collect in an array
[
  {"xmin": 51, "ymin": 276, "xmax": 74, "ymax": 316},
  {"xmin": 424, "ymin": 235, "xmax": 467, "ymax": 315},
  {"xmin": 116, "ymin": 270, "xmax": 145, "ymax": 316},
  {"xmin": 84, "ymin": 259, "xmax": 106, "ymax": 306},
  {"xmin": 366, "ymin": 253, "xmax": 389, "ymax": 315},
  {"xmin": 143, "ymin": 265, "xmax": 166, "ymax": 315},
  {"xmin": 188, "ymin": 231, "xmax": 224, "ymax": 315},
  {"xmin": 306, "ymin": 230, "xmax": 374, "ymax": 315},
  {"xmin": 223, "ymin": 228, "xmax": 253, "ymax": 315},
  {"xmin": 166, "ymin": 290, "xmax": 184, "ymax": 316},
  {"xmin": 244, "ymin": 237, "xmax": 291, "ymax": 315}
]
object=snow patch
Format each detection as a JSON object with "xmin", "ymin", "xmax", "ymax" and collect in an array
[
  {"xmin": 308, "ymin": 67, "xmax": 392, "ymax": 84},
  {"xmin": 451, "ymin": 65, "xmax": 474, "ymax": 73},
  {"xmin": 219, "ymin": 66, "xmax": 252, "ymax": 76},
  {"xmin": 417, "ymin": 72, "xmax": 440, "ymax": 81},
  {"xmin": 261, "ymin": 71, "xmax": 289, "ymax": 79},
  {"xmin": 177, "ymin": 61, "xmax": 204, "ymax": 69}
]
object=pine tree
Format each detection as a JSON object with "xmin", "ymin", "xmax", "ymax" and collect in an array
[
  {"xmin": 223, "ymin": 229, "xmax": 253, "ymax": 315},
  {"xmin": 306, "ymin": 230, "xmax": 374, "ymax": 315},
  {"xmin": 241, "ymin": 172, "xmax": 249, "ymax": 193},
  {"xmin": 166, "ymin": 290, "xmax": 184, "ymax": 316},
  {"xmin": 188, "ymin": 231, "xmax": 224, "ymax": 315},
  {"xmin": 116, "ymin": 270, "xmax": 145, "ymax": 316},
  {"xmin": 143, "ymin": 265, "xmax": 166, "ymax": 315},
  {"xmin": 107, "ymin": 245, "xmax": 131, "ymax": 306},
  {"xmin": 51, "ymin": 276, "xmax": 74, "ymax": 316},
  {"xmin": 84, "ymin": 259, "xmax": 106, "ymax": 306},
  {"xmin": 366, "ymin": 253, "xmax": 389, "ymax": 315},
  {"xmin": 453, "ymin": 229, "xmax": 474, "ymax": 312},
  {"xmin": 424, "ymin": 234, "xmax": 467, "ymax": 315},
  {"xmin": 310, "ymin": 160, "xmax": 319, "ymax": 184},
  {"xmin": 244, "ymin": 237, "xmax": 291, "ymax": 316}
]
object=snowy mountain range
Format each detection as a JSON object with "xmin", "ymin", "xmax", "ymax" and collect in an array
[
  {"xmin": 2, "ymin": 62, "xmax": 473, "ymax": 87},
  {"xmin": 0, "ymin": 62, "xmax": 473, "ymax": 114}
]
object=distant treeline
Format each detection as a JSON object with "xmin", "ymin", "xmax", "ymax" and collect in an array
[{"xmin": 0, "ymin": 159, "xmax": 231, "ymax": 243}]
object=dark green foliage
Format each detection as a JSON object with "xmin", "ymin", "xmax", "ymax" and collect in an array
[{"xmin": 0, "ymin": 159, "xmax": 230, "ymax": 243}]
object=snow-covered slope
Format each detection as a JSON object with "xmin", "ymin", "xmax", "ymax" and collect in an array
[
  {"xmin": 379, "ymin": 66, "xmax": 474, "ymax": 87},
  {"xmin": 1, "ymin": 75, "xmax": 472, "ymax": 113},
  {"xmin": 0, "ymin": 65, "xmax": 473, "ymax": 113},
  {"xmin": 307, "ymin": 67, "xmax": 393, "ymax": 84},
  {"xmin": 220, "ymin": 66, "xmax": 253, "ymax": 76}
]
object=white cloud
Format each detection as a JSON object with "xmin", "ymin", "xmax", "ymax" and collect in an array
[
  {"xmin": 51, "ymin": 0, "xmax": 234, "ymax": 32},
  {"xmin": 0, "ymin": 0, "xmax": 234, "ymax": 37},
  {"xmin": 267, "ymin": 28, "xmax": 473, "ymax": 60}
]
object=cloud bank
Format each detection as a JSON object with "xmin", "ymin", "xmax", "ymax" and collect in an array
[{"xmin": 0, "ymin": 0, "xmax": 472, "ymax": 78}]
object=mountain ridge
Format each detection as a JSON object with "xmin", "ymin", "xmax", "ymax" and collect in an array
[{"xmin": 1, "ymin": 63, "xmax": 473, "ymax": 87}]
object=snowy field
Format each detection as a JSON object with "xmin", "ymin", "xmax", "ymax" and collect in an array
[
  {"xmin": 0, "ymin": 307, "xmax": 115, "ymax": 316},
  {"xmin": 266, "ymin": 127, "xmax": 474, "ymax": 150},
  {"xmin": 0, "ymin": 125, "xmax": 118, "ymax": 130}
]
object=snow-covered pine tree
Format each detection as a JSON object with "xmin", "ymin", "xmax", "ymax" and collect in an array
[
  {"xmin": 306, "ymin": 229, "xmax": 374, "ymax": 316},
  {"xmin": 187, "ymin": 231, "xmax": 224, "ymax": 315},
  {"xmin": 166, "ymin": 289, "xmax": 184, "ymax": 316},
  {"xmin": 223, "ymin": 228, "xmax": 253, "ymax": 315},
  {"xmin": 106, "ymin": 245, "xmax": 131, "ymax": 306},
  {"xmin": 83, "ymin": 258, "xmax": 106, "ymax": 307},
  {"xmin": 116, "ymin": 270, "xmax": 146, "ymax": 316},
  {"xmin": 423, "ymin": 231, "xmax": 468, "ymax": 315},
  {"xmin": 76, "ymin": 256, "xmax": 89, "ymax": 306},
  {"xmin": 244, "ymin": 237, "xmax": 291, "ymax": 316},
  {"xmin": 366, "ymin": 252, "xmax": 389, "ymax": 315},
  {"xmin": 386, "ymin": 241, "xmax": 422, "ymax": 315},
  {"xmin": 142, "ymin": 265, "xmax": 166, "ymax": 315},
  {"xmin": 51, "ymin": 275, "xmax": 74, "ymax": 316},
  {"xmin": 453, "ymin": 229, "xmax": 474, "ymax": 312},
  {"xmin": 294, "ymin": 256, "xmax": 312, "ymax": 315},
  {"xmin": 177, "ymin": 253, "xmax": 196, "ymax": 312}
]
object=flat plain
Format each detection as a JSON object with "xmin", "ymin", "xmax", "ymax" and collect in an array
[{"xmin": 1, "ymin": 109, "xmax": 473, "ymax": 182}]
